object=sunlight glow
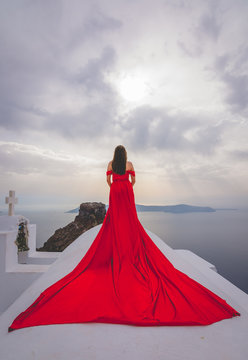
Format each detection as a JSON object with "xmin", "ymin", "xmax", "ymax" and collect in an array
[{"xmin": 117, "ymin": 74, "xmax": 150, "ymax": 102}]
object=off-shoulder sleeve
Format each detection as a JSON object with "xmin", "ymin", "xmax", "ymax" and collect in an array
[
  {"xmin": 127, "ymin": 170, "xmax": 135, "ymax": 177},
  {"xmin": 106, "ymin": 170, "xmax": 113, "ymax": 175}
]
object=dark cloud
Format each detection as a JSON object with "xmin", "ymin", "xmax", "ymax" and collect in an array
[
  {"xmin": 0, "ymin": 44, "xmax": 119, "ymax": 139},
  {"xmin": 45, "ymin": 103, "xmax": 117, "ymax": 140},
  {"xmin": 42, "ymin": 46, "xmax": 119, "ymax": 139},
  {"xmin": 223, "ymin": 73, "xmax": 248, "ymax": 113},
  {"xmin": 177, "ymin": 40, "xmax": 203, "ymax": 58},
  {"xmin": 83, "ymin": 10, "xmax": 122, "ymax": 36},
  {"xmin": 0, "ymin": 2, "xmax": 121, "ymax": 134},
  {"xmin": 195, "ymin": 12, "xmax": 221, "ymax": 41},
  {"xmin": 230, "ymin": 150, "xmax": 248, "ymax": 161},
  {"xmin": 70, "ymin": 46, "xmax": 116, "ymax": 94},
  {"xmin": 0, "ymin": 102, "xmax": 45, "ymax": 131},
  {"xmin": 165, "ymin": 0, "xmax": 192, "ymax": 9},
  {"xmin": 65, "ymin": 10, "xmax": 122, "ymax": 51},
  {"xmin": 119, "ymin": 105, "xmax": 223, "ymax": 154},
  {"xmin": 213, "ymin": 50, "xmax": 248, "ymax": 114},
  {"xmin": 177, "ymin": 1, "xmax": 223, "ymax": 57}
]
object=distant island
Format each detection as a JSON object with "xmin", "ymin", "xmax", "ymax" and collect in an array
[{"xmin": 66, "ymin": 203, "xmax": 216, "ymax": 214}]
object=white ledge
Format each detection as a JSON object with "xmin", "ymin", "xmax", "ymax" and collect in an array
[
  {"xmin": 175, "ymin": 249, "xmax": 217, "ymax": 272},
  {"xmin": 6, "ymin": 264, "xmax": 51, "ymax": 273}
]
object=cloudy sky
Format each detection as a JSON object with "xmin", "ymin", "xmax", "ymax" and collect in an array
[{"xmin": 0, "ymin": 0, "xmax": 248, "ymax": 210}]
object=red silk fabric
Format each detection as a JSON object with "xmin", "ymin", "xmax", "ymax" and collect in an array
[{"xmin": 8, "ymin": 170, "xmax": 240, "ymax": 332}]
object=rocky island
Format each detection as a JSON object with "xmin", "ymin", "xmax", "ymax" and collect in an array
[
  {"xmin": 37, "ymin": 202, "xmax": 106, "ymax": 252},
  {"xmin": 67, "ymin": 203, "xmax": 216, "ymax": 214},
  {"xmin": 134, "ymin": 204, "xmax": 216, "ymax": 213}
]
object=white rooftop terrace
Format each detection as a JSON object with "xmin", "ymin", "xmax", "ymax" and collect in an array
[{"xmin": 0, "ymin": 224, "xmax": 247, "ymax": 360}]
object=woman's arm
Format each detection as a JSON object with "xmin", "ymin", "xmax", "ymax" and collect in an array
[
  {"xmin": 130, "ymin": 161, "xmax": 136, "ymax": 187},
  {"xmin": 106, "ymin": 161, "xmax": 112, "ymax": 188}
]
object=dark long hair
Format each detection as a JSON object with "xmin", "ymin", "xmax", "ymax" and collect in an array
[{"xmin": 112, "ymin": 145, "xmax": 127, "ymax": 175}]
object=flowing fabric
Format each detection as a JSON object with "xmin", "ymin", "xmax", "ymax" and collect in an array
[{"xmin": 8, "ymin": 170, "xmax": 240, "ymax": 332}]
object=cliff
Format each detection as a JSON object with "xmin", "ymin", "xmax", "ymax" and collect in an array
[{"xmin": 37, "ymin": 202, "xmax": 106, "ymax": 252}]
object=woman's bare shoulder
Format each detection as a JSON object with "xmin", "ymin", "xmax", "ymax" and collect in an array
[
  {"xmin": 126, "ymin": 161, "xmax": 134, "ymax": 171},
  {"xmin": 107, "ymin": 161, "xmax": 112, "ymax": 171}
]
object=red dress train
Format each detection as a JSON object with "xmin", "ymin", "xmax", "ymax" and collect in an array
[{"xmin": 8, "ymin": 170, "xmax": 240, "ymax": 332}]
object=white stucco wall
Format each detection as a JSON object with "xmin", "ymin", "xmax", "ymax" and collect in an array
[{"xmin": 0, "ymin": 215, "xmax": 60, "ymax": 314}]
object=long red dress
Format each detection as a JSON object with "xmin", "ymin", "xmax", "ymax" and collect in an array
[{"xmin": 8, "ymin": 169, "xmax": 240, "ymax": 332}]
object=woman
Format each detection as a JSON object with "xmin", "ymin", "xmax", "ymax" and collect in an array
[
  {"xmin": 8, "ymin": 145, "xmax": 240, "ymax": 332},
  {"xmin": 106, "ymin": 145, "xmax": 135, "ymax": 188}
]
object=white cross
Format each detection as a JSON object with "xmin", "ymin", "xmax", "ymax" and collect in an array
[{"xmin": 5, "ymin": 190, "xmax": 18, "ymax": 216}]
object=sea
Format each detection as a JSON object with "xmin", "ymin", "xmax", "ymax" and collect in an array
[{"xmin": 5, "ymin": 208, "xmax": 248, "ymax": 294}]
